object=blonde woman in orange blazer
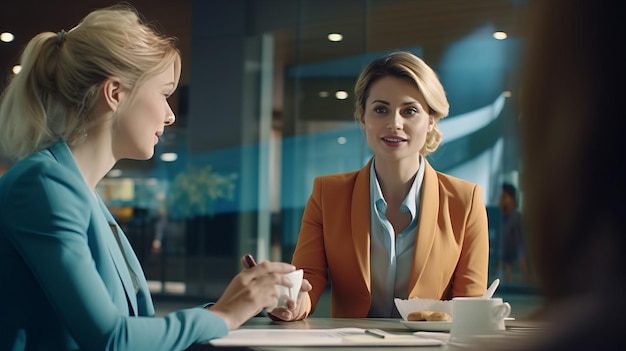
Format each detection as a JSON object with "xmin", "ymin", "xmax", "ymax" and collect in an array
[{"xmin": 269, "ymin": 51, "xmax": 489, "ymax": 321}]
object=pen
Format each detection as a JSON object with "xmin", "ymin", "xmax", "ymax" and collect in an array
[
  {"xmin": 243, "ymin": 253, "xmax": 257, "ymax": 268},
  {"xmin": 365, "ymin": 329, "xmax": 388, "ymax": 339}
]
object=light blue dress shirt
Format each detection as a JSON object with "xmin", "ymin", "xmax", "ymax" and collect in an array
[{"xmin": 368, "ymin": 156, "xmax": 425, "ymax": 317}]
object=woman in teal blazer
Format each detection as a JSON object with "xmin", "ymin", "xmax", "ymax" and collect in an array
[
  {"xmin": 0, "ymin": 140, "xmax": 231, "ymax": 349},
  {"xmin": 0, "ymin": 5, "xmax": 295, "ymax": 351}
]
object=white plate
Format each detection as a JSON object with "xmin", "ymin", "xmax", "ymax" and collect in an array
[
  {"xmin": 401, "ymin": 320, "xmax": 452, "ymax": 332},
  {"xmin": 394, "ymin": 298, "xmax": 453, "ymax": 320},
  {"xmin": 401, "ymin": 318, "xmax": 516, "ymax": 332}
]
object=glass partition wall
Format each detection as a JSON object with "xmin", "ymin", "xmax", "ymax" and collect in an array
[{"xmin": 0, "ymin": 0, "xmax": 532, "ymax": 305}]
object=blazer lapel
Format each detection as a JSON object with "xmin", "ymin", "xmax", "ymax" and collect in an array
[
  {"xmin": 351, "ymin": 159, "xmax": 373, "ymax": 291},
  {"xmin": 47, "ymin": 140, "xmax": 140, "ymax": 315},
  {"xmin": 408, "ymin": 159, "xmax": 439, "ymax": 294},
  {"xmin": 97, "ymin": 200, "xmax": 139, "ymax": 315}
]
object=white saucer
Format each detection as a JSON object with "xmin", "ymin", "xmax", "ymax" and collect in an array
[{"xmin": 401, "ymin": 318, "xmax": 515, "ymax": 332}]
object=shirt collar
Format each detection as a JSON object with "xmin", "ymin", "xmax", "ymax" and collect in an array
[{"xmin": 369, "ymin": 156, "xmax": 426, "ymax": 217}]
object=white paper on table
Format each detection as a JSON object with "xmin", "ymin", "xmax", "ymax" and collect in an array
[
  {"xmin": 208, "ymin": 327, "xmax": 444, "ymax": 347},
  {"xmin": 414, "ymin": 331, "xmax": 451, "ymax": 341}
]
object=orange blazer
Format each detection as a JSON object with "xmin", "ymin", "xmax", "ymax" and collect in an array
[{"xmin": 291, "ymin": 158, "xmax": 489, "ymax": 318}]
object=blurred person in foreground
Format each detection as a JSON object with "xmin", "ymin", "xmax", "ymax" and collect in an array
[
  {"xmin": 270, "ymin": 51, "xmax": 489, "ymax": 321},
  {"xmin": 476, "ymin": 0, "xmax": 624, "ymax": 349},
  {"xmin": 0, "ymin": 4, "xmax": 296, "ymax": 350}
]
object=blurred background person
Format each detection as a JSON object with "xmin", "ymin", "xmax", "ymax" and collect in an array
[
  {"xmin": 496, "ymin": 182, "xmax": 530, "ymax": 283},
  {"xmin": 151, "ymin": 208, "xmax": 169, "ymax": 254}
]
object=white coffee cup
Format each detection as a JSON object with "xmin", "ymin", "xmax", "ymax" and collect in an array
[
  {"xmin": 275, "ymin": 269, "xmax": 303, "ymax": 308},
  {"xmin": 449, "ymin": 297, "xmax": 511, "ymax": 344}
]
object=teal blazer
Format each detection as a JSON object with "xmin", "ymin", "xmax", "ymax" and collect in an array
[{"xmin": 0, "ymin": 140, "xmax": 227, "ymax": 350}]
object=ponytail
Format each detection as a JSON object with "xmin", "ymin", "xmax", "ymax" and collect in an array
[
  {"xmin": 0, "ymin": 32, "xmax": 69, "ymax": 160},
  {"xmin": 0, "ymin": 3, "xmax": 180, "ymax": 161}
]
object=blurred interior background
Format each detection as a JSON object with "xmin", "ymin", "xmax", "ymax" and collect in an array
[{"xmin": 0, "ymin": 0, "xmax": 541, "ymax": 316}]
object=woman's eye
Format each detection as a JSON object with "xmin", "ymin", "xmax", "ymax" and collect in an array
[
  {"xmin": 404, "ymin": 107, "xmax": 418, "ymax": 116},
  {"xmin": 374, "ymin": 106, "xmax": 388, "ymax": 114}
]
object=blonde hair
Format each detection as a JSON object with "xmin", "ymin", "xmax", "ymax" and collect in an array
[
  {"xmin": 353, "ymin": 51, "xmax": 449, "ymax": 155},
  {"xmin": 0, "ymin": 3, "xmax": 181, "ymax": 161}
]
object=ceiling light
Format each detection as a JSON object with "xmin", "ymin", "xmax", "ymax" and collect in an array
[
  {"xmin": 327, "ymin": 33, "xmax": 343, "ymax": 42},
  {"xmin": 335, "ymin": 91, "xmax": 348, "ymax": 100},
  {"xmin": 493, "ymin": 31, "xmax": 507, "ymax": 40},
  {"xmin": 337, "ymin": 137, "xmax": 347, "ymax": 145},
  {"xmin": 318, "ymin": 91, "xmax": 329, "ymax": 98},
  {"xmin": 12, "ymin": 65, "xmax": 22, "ymax": 74},
  {"xmin": 107, "ymin": 169, "xmax": 122, "ymax": 177},
  {"xmin": 0, "ymin": 32, "xmax": 15, "ymax": 43},
  {"xmin": 160, "ymin": 152, "xmax": 178, "ymax": 162}
]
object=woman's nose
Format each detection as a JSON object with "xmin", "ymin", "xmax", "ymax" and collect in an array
[
  {"xmin": 165, "ymin": 114, "xmax": 176, "ymax": 126},
  {"xmin": 387, "ymin": 111, "xmax": 403, "ymax": 130}
]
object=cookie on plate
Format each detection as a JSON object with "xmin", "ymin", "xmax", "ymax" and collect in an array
[
  {"xmin": 407, "ymin": 310, "xmax": 451, "ymax": 322},
  {"xmin": 425, "ymin": 311, "xmax": 451, "ymax": 322}
]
